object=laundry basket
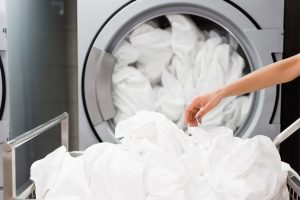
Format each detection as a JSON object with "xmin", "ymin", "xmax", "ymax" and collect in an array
[
  {"xmin": 2, "ymin": 113, "xmax": 300, "ymax": 200},
  {"xmin": 288, "ymin": 176, "xmax": 300, "ymax": 200},
  {"xmin": 273, "ymin": 118, "xmax": 300, "ymax": 200}
]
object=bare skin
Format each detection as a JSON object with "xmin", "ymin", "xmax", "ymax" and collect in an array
[{"xmin": 184, "ymin": 54, "xmax": 300, "ymax": 127}]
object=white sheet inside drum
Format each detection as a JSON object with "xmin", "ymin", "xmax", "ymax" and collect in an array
[{"xmin": 111, "ymin": 14, "xmax": 251, "ymax": 131}]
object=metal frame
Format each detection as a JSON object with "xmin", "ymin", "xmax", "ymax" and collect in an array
[
  {"xmin": 273, "ymin": 118, "xmax": 300, "ymax": 146},
  {"xmin": 2, "ymin": 112, "xmax": 69, "ymax": 200}
]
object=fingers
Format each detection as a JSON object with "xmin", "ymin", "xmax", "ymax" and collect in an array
[
  {"xmin": 195, "ymin": 107, "xmax": 205, "ymax": 124},
  {"xmin": 184, "ymin": 106, "xmax": 190, "ymax": 125},
  {"xmin": 195, "ymin": 103, "xmax": 213, "ymax": 124},
  {"xmin": 184, "ymin": 104, "xmax": 199, "ymax": 127},
  {"xmin": 184, "ymin": 94, "xmax": 213, "ymax": 127},
  {"xmin": 195, "ymin": 111, "xmax": 202, "ymax": 124},
  {"xmin": 184, "ymin": 100, "xmax": 196, "ymax": 125},
  {"xmin": 184, "ymin": 91, "xmax": 223, "ymax": 127},
  {"xmin": 185, "ymin": 100, "xmax": 213, "ymax": 127},
  {"xmin": 184, "ymin": 97, "xmax": 204, "ymax": 127},
  {"xmin": 189, "ymin": 114, "xmax": 198, "ymax": 127},
  {"xmin": 184, "ymin": 106, "xmax": 198, "ymax": 127}
]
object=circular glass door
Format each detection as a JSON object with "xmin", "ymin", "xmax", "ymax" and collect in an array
[{"xmin": 111, "ymin": 14, "xmax": 252, "ymax": 134}]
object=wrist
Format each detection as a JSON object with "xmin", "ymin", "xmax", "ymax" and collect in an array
[{"xmin": 215, "ymin": 87, "xmax": 227, "ymax": 99}]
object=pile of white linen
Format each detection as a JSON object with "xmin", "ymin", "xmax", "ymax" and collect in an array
[
  {"xmin": 31, "ymin": 111, "xmax": 292, "ymax": 200},
  {"xmin": 112, "ymin": 14, "xmax": 250, "ymax": 130}
]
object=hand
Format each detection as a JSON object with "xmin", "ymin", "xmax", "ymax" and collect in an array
[{"xmin": 184, "ymin": 90, "xmax": 224, "ymax": 127}]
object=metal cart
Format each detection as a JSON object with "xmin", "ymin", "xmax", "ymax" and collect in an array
[{"xmin": 2, "ymin": 113, "xmax": 300, "ymax": 200}]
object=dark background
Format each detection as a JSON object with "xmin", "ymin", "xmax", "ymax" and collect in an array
[{"xmin": 280, "ymin": 0, "xmax": 300, "ymax": 172}]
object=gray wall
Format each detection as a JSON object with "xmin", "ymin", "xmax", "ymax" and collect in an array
[
  {"xmin": 6, "ymin": 0, "xmax": 78, "ymax": 189},
  {"xmin": 7, "ymin": 0, "xmax": 67, "ymax": 137}
]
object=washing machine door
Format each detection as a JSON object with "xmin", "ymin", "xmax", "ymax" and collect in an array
[
  {"xmin": 83, "ymin": 48, "xmax": 117, "ymax": 142},
  {"xmin": 82, "ymin": 0, "xmax": 282, "ymax": 143},
  {"xmin": 0, "ymin": 55, "xmax": 6, "ymax": 120}
]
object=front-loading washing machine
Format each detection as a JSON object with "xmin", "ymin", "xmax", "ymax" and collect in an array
[
  {"xmin": 0, "ymin": 0, "xmax": 9, "ymax": 141},
  {"xmin": 0, "ymin": 53, "xmax": 8, "ymax": 139},
  {"xmin": 78, "ymin": 0, "xmax": 284, "ymax": 150},
  {"xmin": 0, "ymin": 53, "xmax": 7, "ymax": 132},
  {"xmin": 0, "ymin": 0, "xmax": 10, "ymax": 197},
  {"xmin": 0, "ymin": 53, "xmax": 8, "ymax": 200}
]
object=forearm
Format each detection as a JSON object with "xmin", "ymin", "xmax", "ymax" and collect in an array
[{"xmin": 217, "ymin": 54, "xmax": 300, "ymax": 98}]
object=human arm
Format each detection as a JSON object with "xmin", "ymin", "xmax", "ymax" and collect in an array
[{"xmin": 184, "ymin": 53, "xmax": 300, "ymax": 127}]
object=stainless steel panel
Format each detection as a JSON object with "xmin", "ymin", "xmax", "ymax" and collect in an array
[
  {"xmin": 230, "ymin": 0, "xmax": 284, "ymax": 29},
  {"xmin": 244, "ymin": 29, "xmax": 283, "ymax": 65}
]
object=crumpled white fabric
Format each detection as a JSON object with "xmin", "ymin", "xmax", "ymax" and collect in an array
[
  {"xmin": 188, "ymin": 126, "xmax": 289, "ymax": 200},
  {"xmin": 30, "ymin": 146, "xmax": 92, "ymax": 200},
  {"xmin": 82, "ymin": 143, "xmax": 146, "ymax": 200},
  {"xmin": 30, "ymin": 146, "xmax": 67, "ymax": 199},
  {"xmin": 154, "ymin": 69, "xmax": 185, "ymax": 121},
  {"xmin": 222, "ymin": 96, "xmax": 251, "ymax": 130},
  {"xmin": 112, "ymin": 40, "xmax": 156, "ymax": 122},
  {"xmin": 31, "ymin": 143, "xmax": 146, "ymax": 200},
  {"xmin": 129, "ymin": 22, "xmax": 173, "ymax": 85},
  {"xmin": 165, "ymin": 14, "xmax": 204, "ymax": 85},
  {"xmin": 113, "ymin": 40, "xmax": 140, "ymax": 67},
  {"xmin": 32, "ymin": 111, "xmax": 292, "ymax": 200},
  {"xmin": 44, "ymin": 196, "xmax": 80, "ymax": 200},
  {"xmin": 112, "ymin": 14, "xmax": 250, "ymax": 131}
]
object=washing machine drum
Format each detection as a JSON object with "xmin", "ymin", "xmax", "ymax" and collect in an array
[
  {"xmin": 0, "ymin": 56, "xmax": 5, "ymax": 120},
  {"xmin": 82, "ymin": 0, "xmax": 281, "ymax": 143}
]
